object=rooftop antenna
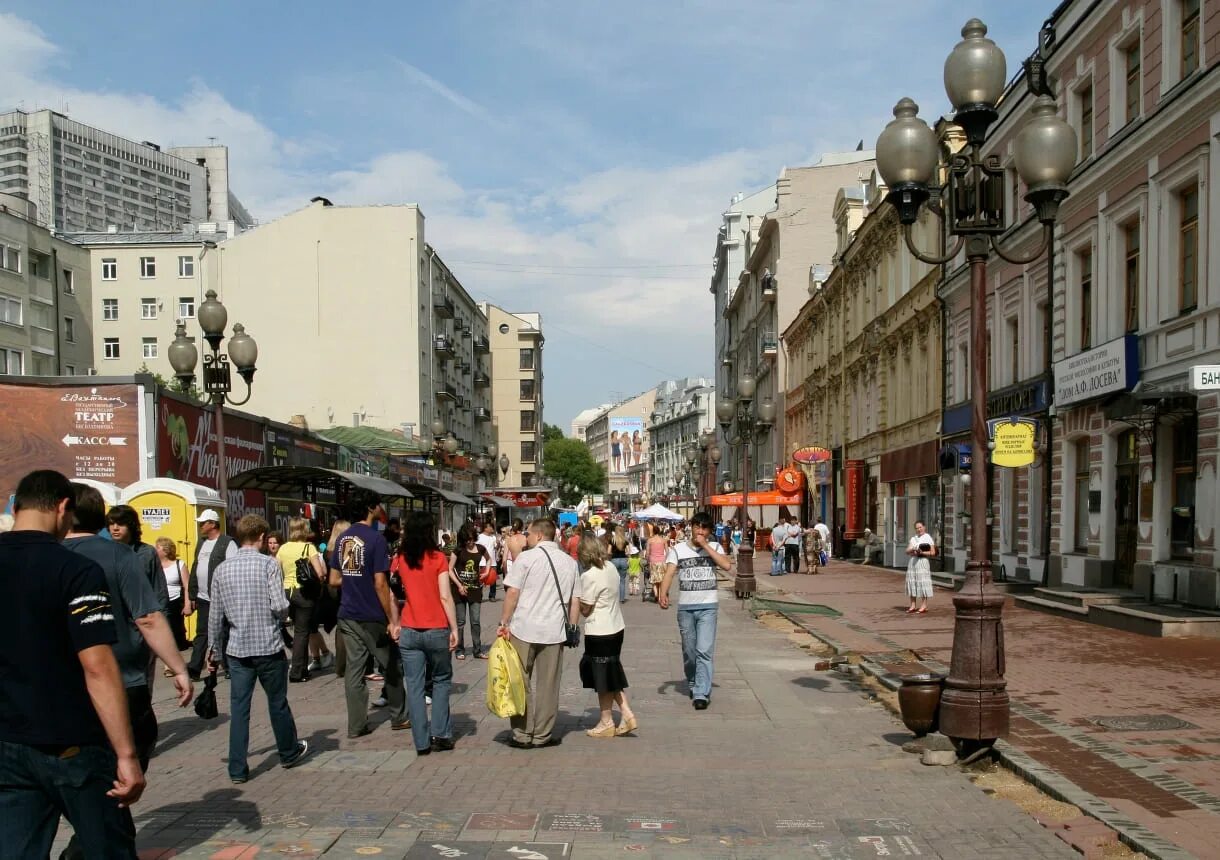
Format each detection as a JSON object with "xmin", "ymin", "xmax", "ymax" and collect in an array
[{"xmin": 207, "ymin": 136, "xmax": 218, "ymax": 146}]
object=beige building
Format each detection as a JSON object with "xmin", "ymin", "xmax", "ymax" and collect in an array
[
  {"xmin": 480, "ymin": 303, "xmax": 544, "ymax": 488},
  {"xmin": 570, "ymin": 404, "xmax": 610, "ymax": 443},
  {"xmin": 782, "ymin": 171, "xmax": 940, "ymax": 560},
  {"xmin": 584, "ymin": 388, "xmax": 656, "ymax": 497},
  {"xmin": 0, "ymin": 194, "xmax": 94, "ymax": 375}
]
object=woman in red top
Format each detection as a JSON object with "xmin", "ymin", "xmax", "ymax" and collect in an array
[{"xmin": 394, "ymin": 511, "xmax": 459, "ymax": 755}]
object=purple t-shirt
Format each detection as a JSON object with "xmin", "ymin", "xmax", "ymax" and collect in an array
[{"xmin": 332, "ymin": 522, "xmax": 391, "ymax": 623}]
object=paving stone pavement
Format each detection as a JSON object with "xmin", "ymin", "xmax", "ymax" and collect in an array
[{"xmin": 54, "ymin": 582, "xmax": 1075, "ymax": 859}]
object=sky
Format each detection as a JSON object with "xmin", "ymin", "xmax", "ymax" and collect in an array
[{"xmin": 0, "ymin": 1, "xmax": 1051, "ymax": 430}]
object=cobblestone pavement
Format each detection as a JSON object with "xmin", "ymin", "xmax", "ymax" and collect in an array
[
  {"xmin": 764, "ymin": 560, "xmax": 1220, "ymax": 859},
  {"xmin": 53, "ymin": 578, "xmax": 1074, "ymax": 859}
]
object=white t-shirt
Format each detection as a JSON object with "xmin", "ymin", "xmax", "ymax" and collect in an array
[
  {"xmin": 813, "ymin": 523, "xmax": 831, "ymax": 544},
  {"xmin": 194, "ymin": 537, "xmax": 235, "ymax": 600},
  {"xmin": 503, "ymin": 542, "xmax": 579, "ymax": 645},
  {"xmin": 580, "ymin": 563, "xmax": 625, "ymax": 636},
  {"xmin": 664, "ymin": 541, "xmax": 724, "ymax": 609},
  {"xmin": 476, "ymin": 533, "xmax": 499, "ymax": 568},
  {"xmin": 770, "ymin": 526, "xmax": 787, "ymax": 550},
  {"xmin": 785, "ymin": 524, "xmax": 802, "ymax": 546}
]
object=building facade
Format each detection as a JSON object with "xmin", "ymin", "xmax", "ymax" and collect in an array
[
  {"xmin": 584, "ymin": 388, "xmax": 656, "ymax": 499},
  {"xmin": 481, "ymin": 303, "xmax": 544, "ymax": 488},
  {"xmin": 0, "ymin": 109, "xmax": 251, "ymax": 233},
  {"xmin": 646, "ymin": 377, "xmax": 715, "ymax": 515},
  {"xmin": 0, "ymin": 194, "xmax": 94, "ymax": 375},
  {"xmin": 570, "ymin": 404, "xmax": 610, "ymax": 443}
]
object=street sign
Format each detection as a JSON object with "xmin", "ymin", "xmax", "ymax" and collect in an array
[
  {"xmin": 987, "ymin": 417, "xmax": 1039, "ymax": 468},
  {"xmin": 1190, "ymin": 365, "xmax": 1220, "ymax": 390}
]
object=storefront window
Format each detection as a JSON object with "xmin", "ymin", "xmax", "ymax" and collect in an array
[
  {"xmin": 1171, "ymin": 418, "xmax": 1197, "ymax": 558},
  {"xmin": 1074, "ymin": 439, "xmax": 1090, "ymax": 552}
]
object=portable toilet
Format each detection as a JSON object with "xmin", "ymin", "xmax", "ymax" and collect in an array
[{"xmin": 74, "ymin": 479, "xmax": 122, "ymax": 510}]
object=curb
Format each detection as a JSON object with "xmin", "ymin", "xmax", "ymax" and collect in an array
[{"xmin": 770, "ymin": 607, "xmax": 1194, "ymax": 860}]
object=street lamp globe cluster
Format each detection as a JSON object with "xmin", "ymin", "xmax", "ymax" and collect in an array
[
  {"xmin": 717, "ymin": 370, "xmax": 775, "ymax": 597},
  {"xmin": 874, "ymin": 19, "xmax": 1076, "ymax": 754}
]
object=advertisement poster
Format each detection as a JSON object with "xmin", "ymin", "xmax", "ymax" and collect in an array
[
  {"xmin": 844, "ymin": 459, "xmax": 866, "ymax": 539},
  {"xmin": 0, "ymin": 383, "xmax": 143, "ymax": 504},
  {"xmin": 156, "ymin": 395, "xmax": 265, "ymax": 490},
  {"xmin": 608, "ymin": 416, "xmax": 646, "ymax": 474}
]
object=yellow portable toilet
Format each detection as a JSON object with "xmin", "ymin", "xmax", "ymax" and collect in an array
[{"xmin": 120, "ymin": 478, "xmax": 226, "ymax": 642}]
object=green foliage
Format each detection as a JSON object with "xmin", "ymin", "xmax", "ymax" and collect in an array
[
  {"xmin": 542, "ymin": 437, "xmax": 605, "ymax": 506},
  {"xmin": 542, "ymin": 423, "xmax": 565, "ymax": 443},
  {"xmin": 138, "ymin": 363, "xmax": 205, "ymax": 404}
]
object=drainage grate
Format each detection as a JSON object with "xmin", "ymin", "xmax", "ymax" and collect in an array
[
  {"xmin": 750, "ymin": 596, "xmax": 842, "ymax": 616},
  {"xmin": 1091, "ymin": 714, "xmax": 1199, "ymax": 732}
]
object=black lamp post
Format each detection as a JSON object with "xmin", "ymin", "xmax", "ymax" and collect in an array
[
  {"xmin": 875, "ymin": 18, "xmax": 1076, "ymax": 752},
  {"xmin": 168, "ymin": 289, "xmax": 258, "ymax": 502},
  {"xmin": 715, "ymin": 371, "xmax": 775, "ymax": 596}
]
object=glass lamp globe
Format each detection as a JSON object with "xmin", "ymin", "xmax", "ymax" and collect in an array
[
  {"xmin": 943, "ymin": 19, "xmax": 1007, "ymax": 113},
  {"xmin": 875, "ymin": 98, "xmax": 939, "ymax": 189}
]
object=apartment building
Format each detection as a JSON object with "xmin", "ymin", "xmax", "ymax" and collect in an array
[
  {"xmin": 0, "ymin": 194, "xmax": 94, "ymax": 375},
  {"xmin": 570, "ymin": 404, "xmax": 611, "ymax": 443},
  {"xmin": 584, "ymin": 388, "xmax": 656, "ymax": 497},
  {"xmin": 646, "ymin": 377, "xmax": 715, "ymax": 510},
  {"xmin": 481, "ymin": 303, "xmax": 544, "ymax": 488},
  {"xmin": 0, "ymin": 109, "xmax": 251, "ymax": 233}
]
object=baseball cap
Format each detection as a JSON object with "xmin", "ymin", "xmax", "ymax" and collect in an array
[{"xmin": 195, "ymin": 509, "xmax": 221, "ymax": 523}]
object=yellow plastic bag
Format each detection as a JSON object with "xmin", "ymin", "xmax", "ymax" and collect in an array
[{"xmin": 486, "ymin": 636, "xmax": 527, "ymax": 718}]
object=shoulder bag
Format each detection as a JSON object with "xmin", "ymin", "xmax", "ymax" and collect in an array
[
  {"xmin": 540, "ymin": 549, "xmax": 580, "ymax": 648},
  {"xmin": 295, "ymin": 544, "xmax": 320, "ymax": 599}
]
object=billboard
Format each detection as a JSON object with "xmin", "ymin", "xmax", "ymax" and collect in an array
[
  {"xmin": 608, "ymin": 416, "xmax": 645, "ymax": 475},
  {"xmin": 156, "ymin": 394, "xmax": 265, "ymax": 489}
]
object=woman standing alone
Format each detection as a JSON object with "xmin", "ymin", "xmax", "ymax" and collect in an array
[
  {"xmin": 905, "ymin": 520, "xmax": 936, "ymax": 614},
  {"xmin": 577, "ymin": 533, "xmax": 637, "ymax": 738}
]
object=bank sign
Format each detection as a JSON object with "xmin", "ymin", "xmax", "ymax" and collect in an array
[{"xmin": 1053, "ymin": 335, "xmax": 1139, "ymax": 407}]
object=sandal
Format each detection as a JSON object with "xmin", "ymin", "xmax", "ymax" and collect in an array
[
  {"xmin": 917, "ymin": 608, "xmax": 928, "ymax": 614},
  {"xmin": 475, "ymin": 653, "xmax": 489, "ymax": 660},
  {"xmin": 905, "ymin": 607, "xmax": 917, "ymax": 613},
  {"xmin": 456, "ymin": 653, "xmax": 466, "ymax": 661}
]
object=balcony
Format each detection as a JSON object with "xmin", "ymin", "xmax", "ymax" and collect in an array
[
  {"xmin": 433, "ymin": 335, "xmax": 455, "ymax": 360},
  {"xmin": 761, "ymin": 334, "xmax": 778, "ymax": 359},
  {"xmin": 474, "ymin": 335, "xmax": 490, "ymax": 353},
  {"xmin": 474, "ymin": 370, "xmax": 490, "ymax": 388},
  {"xmin": 459, "ymin": 361, "xmax": 471, "ymax": 375},
  {"xmin": 761, "ymin": 271, "xmax": 776, "ymax": 302},
  {"xmin": 433, "ymin": 294, "xmax": 455, "ymax": 318},
  {"xmin": 475, "ymin": 406, "xmax": 491, "ymax": 421},
  {"xmin": 435, "ymin": 383, "xmax": 457, "ymax": 402}
]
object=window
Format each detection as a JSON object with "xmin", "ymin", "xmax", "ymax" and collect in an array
[
  {"xmin": 141, "ymin": 298, "xmax": 157, "ymax": 319},
  {"xmin": 101, "ymin": 258, "xmax": 117, "ymax": 280},
  {"xmin": 1124, "ymin": 222, "xmax": 1140, "ymax": 333},
  {"xmin": 29, "ymin": 253, "xmax": 50, "ymax": 279},
  {"xmin": 1179, "ymin": 185, "xmax": 1199, "ymax": 312},
  {"xmin": 521, "ymin": 441, "xmax": 537, "ymax": 463},
  {"xmin": 102, "ymin": 298, "xmax": 119, "ymax": 320},
  {"xmin": 140, "ymin": 256, "xmax": 155, "ymax": 278},
  {"xmin": 0, "ymin": 295, "xmax": 21, "ymax": 326},
  {"xmin": 1078, "ymin": 248, "xmax": 1093, "ymax": 349},
  {"xmin": 1182, "ymin": 0, "xmax": 1201, "ymax": 77},
  {"xmin": 178, "ymin": 255, "xmax": 194, "ymax": 277},
  {"xmin": 65, "ymin": 365, "xmax": 75, "ymax": 375},
  {"xmin": 1074, "ymin": 439, "xmax": 1090, "ymax": 551},
  {"xmin": 520, "ymin": 409, "xmax": 536, "ymax": 433},
  {"xmin": 103, "ymin": 338, "xmax": 120, "ymax": 359},
  {"xmin": 1125, "ymin": 41, "xmax": 1141, "ymax": 124},
  {"xmin": 519, "ymin": 348, "xmax": 534, "ymax": 370},
  {"xmin": 521, "ymin": 472, "xmax": 536, "ymax": 487},
  {"xmin": 0, "ymin": 244, "xmax": 19, "ymax": 273},
  {"xmin": 62, "ymin": 269, "xmax": 74, "ymax": 295},
  {"xmin": 1007, "ymin": 316, "xmax": 1019, "ymax": 384},
  {"xmin": 520, "ymin": 378, "xmax": 536, "ymax": 400},
  {"xmin": 1171, "ymin": 417, "xmax": 1197, "ymax": 558},
  {"xmin": 142, "ymin": 337, "xmax": 158, "ymax": 359},
  {"xmin": 178, "ymin": 296, "xmax": 195, "ymax": 319},
  {"xmin": 0, "ymin": 348, "xmax": 23, "ymax": 375},
  {"xmin": 1078, "ymin": 84, "xmax": 1093, "ymax": 160},
  {"xmin": 63, "ymin": 317, "xmax": 75, "ymax": 344}
]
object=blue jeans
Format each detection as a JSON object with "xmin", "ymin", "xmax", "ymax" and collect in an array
[
  {"xmin": 771, "ymin": 549, "xmax": 783, "ymax": 574},
  {"xmin": 676, "ymin": 606, "xmax": 718, "ymax": 701},
  {"xmin": 399, "ymin": 628, "xmax": 453, "ymax": 752},
  {"xmin": 227, "ymin": 653, "xmax": 300, "ymax": 781},
  {"xmin": 611, "ymin": 557, "xmax": 630, "ymax": 602},
  {"xmin": 0, "ymin": 740, "xmax": 136, "ymax": 858}
]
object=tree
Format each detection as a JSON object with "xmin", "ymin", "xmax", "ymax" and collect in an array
[
  {"xmin": 137, "ymin": 363, "xmax": 205, "ymax": 404},
  {"xmin": 542, "ymin": 423, "xmax": 565, "ymax": 443},
  {"xmin": 542, "ymin": 437, "xmax": 605, "ymax": 506}
]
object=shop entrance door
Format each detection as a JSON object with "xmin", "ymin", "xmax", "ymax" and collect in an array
[
  {"xmin": 1114, "ymin": 430, "xmax": 1139, "ymax": 588},
  {"xmin": 885, "ymin": 496, "xmax": 925, "ymax": 568}
]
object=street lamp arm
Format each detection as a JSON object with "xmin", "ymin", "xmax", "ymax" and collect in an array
[
  {"xmin": 903, "ymin": 221, "xmax": 966, "ymax": 265},
  {"xmin": 224, "ymin": 377, "xmax": 255, "ymax": 407},
  {"xmin": 988, "ymin": 223, "xmax": 1052, "ymax": 265}
]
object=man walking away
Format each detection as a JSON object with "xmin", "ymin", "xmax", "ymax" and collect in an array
[
  {"xmin": 0, "ymin": 470, "xmax": 144, "ymax": 857},
  {"xmin": 329, "ymin": 490, "xmax": 408, "ymax": 738},
  {"xmin": 769, "ymin": 521, "xmax": 786, "ymax": 576},
  {"xmin": 496, "ymin": 519, "xmax": 580, "ymax": 748},
  {"xmin": 659, "ymin": 511, "xmax": 731, "ymax": 710},
  {"xmin": 813, "ymin": 518, "xmax": 832, "ymax": 561},
  {"xmin": 208, "ymin": 515, "xmax": 310, "ymax": 783},
  {"xmin": 784, "ymin": 516, "xmax": 802, "ymax": 574},
  {"xmin": 186, "ymin": 509, "xmax": 236, "ymax": 679}
]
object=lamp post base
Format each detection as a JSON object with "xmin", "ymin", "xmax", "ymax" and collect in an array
[
  {"xmin": 734, "ymin": 546, "xmax": 756, "ymax": 597},
  {"xmin": 939, "ymin": 559, "xmax": 1010, "ymax": 744}
]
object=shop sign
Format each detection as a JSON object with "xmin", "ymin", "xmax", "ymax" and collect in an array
[
  {"xmin": 1054, "ymin": 334, "xmax": 1139, "ymax": 406},
  {"xmin": 844, "ymin": 459, "xmax": 866, "ymax": 539},
  {"xmin": 1190, "ymin": 365, "xmax": 1220, "ymax": 390},
  {"xmin": 792, "ymin": 446, "xmax": 831, "ymax": 463},
  {"xmin": 942, "ymin": 380, "xmax": 1047, "ymax": 436},
  {"xmin": 987, "ymin": 417, "xmax": 1038, "ymax": 468}
]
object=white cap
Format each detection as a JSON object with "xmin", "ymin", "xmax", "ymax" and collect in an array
[{"xmin": 196, "ymin": 509, "xmax": 221, "ymax": 524}]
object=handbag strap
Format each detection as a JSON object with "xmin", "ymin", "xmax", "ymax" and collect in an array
[{"xmin": 539, "ymin": 548, "xmax": 573, "ymax": 628}]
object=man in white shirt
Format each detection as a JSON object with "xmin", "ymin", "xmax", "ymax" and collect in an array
[
  {"xmin": 476, "ymin": 522, "xmax": 500, "ymax": 582},
  {"xmin": 496, "ymin": 519, "xmax": 580, "ymax": 748},
  {"xmin": 658, "ymin": 512, "xmax": 731, "ymax": 710},
  {"xmin": 813, "ymin": 518, "xmax": 832, "ymax": 560},
  {"xmin": 186, "ymin": 509, "xmax": 237, "ymax": 679},
  {"xmin": 784, "ymin": 517, "xmax": 803, "ymax": 574}
]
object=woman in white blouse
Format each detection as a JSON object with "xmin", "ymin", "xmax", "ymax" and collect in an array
[
  {"xmin": 577, "ymin": 533, "xmax": 638, "ymax": 738},
  {"xmin": 905, "ymin": 520, "xmax": 936, "ymax": 614}
]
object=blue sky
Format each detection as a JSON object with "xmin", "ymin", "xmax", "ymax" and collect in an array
[{"xmin": 2, "ymin": 1, "xmax": 1050, "ymax": 428}]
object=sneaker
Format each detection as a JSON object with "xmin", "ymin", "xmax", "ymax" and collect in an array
[
  {"xmin": 307, "ymin": 659, "xmax": 321, "ymax": 672},
  {"xmin": 693, "ymin": 698, "xmax": 709, "ymax": 711},
  {"xmin": 371, "ymin": 696, "xmax": 388, "ymax": 708},
  {"xmin": 319, "ymin": 653, "xmax": 335, "ymax": 669},
  {"xmin": 425, "ymin": 695, "xmax": 432, "ymax": 705},
  {"xmin": 282, "ymin": 740, "xmax": 310, "ymax": 769},
  {"xmin": 230, "ymin": 775, "xmax": 248, "ymax": 785},
  {"xmin": 430, "ymin": 736, "xmax": 455, "ymax": 751}
]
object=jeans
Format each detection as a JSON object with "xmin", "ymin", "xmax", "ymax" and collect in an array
[
  {"xmin": 0, "ymin": 740, "xmax": 136, "ymax": 858},
  {"xmin": 226, "ymin": 653, "xmax": 300, "ymax": 781},
  {"xmin": 455, "ymin": 599, "xmax": 482, "ymax": 656},
  {"xmin": 771, "ymin": 549, "xmax": 783, "ymax": 574},
  {"xmin": 676, "ymin": 607, "xmax": 718, "ymax": 702},
  {"xmin": 398, "ymin": 628, "xmax": 453, "ymax": 752},
  {"xmin": 611, "ymin": 557, "xmax": 629, "ymax": 602},
  {"xmin": 338, "ymin": 618, "xmax": 406, "ymax": 735},
  {"xmin": 784, "ymin": 544, "xmax": 800, "ymax": 573}
]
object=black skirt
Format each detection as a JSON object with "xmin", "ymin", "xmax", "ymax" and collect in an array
[{"xmin": 579, "ymin": 630, "xmax": 629, "ymax": 693}]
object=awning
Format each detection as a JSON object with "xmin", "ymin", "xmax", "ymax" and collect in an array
[
  {"xmin": 436, "ymin": 488, "xmax": 476, "ymax": 506},
  {"xmin": 482, "ymin": 494, "xmax": 516, "ymax": 508},
  {"xmin": 708, "ymin": 490, "xmax": 803, "ymax": 507},
  {"xmin": 880, "ymin": 440, "xmax": 938, "ymax": 483},
  {"xmin": 229, "ymin": 466, "xmax": 414, "ymax": 500}
]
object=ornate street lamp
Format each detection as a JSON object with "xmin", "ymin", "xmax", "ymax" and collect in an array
[
  {"xmin": 875, "ymin": 18, "xmax": 1075, "ymax": 754},
  {"xmin": 168, "ymin": 290, "xmax": 258, "ymax": 501},
  {"xmin": 716, "ymin": 371, "xmax": 775, "ymax": 596},
  {"xmin": 499, "ymin": 453, "xmax": 510, "ymax": 479}
]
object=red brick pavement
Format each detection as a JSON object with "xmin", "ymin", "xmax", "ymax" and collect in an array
[{"xmin": 763, "ymin": 559, "xmax": 1220, "ymax": 857}]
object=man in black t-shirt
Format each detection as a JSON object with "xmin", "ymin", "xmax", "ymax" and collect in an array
[{"xmin": 0, "ymin": 470, "xmax": 144, "ymax": 857}]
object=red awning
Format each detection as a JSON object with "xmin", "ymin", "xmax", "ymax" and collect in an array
[{"xmin": 709, "ymin": 490, "xmax": 803, "ymax": 507}]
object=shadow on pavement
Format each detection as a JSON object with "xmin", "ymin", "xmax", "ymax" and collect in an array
[
  {"xmin": 136, "ymin": 788, "xmax": 261, "ymax": 852},
  {"xmin": 152, "ymin": 712, "xmax": 229, "ymax": 758},
  {"xmin": 791, "ymin": 676, "xmax": 833, "ymax": 690}
]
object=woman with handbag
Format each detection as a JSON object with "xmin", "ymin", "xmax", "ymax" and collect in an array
[
  {"xmin": 155, "ymin": 537, "xmax": 191, "ymax": 652},
  {"xmin": 576, "ymin": 533, "xmax": 637, "ymax": 738},
  {"xmin": 449, "ymin": 523, "xmax": 487, "ymax": 660},
  {"xmin": 276, "ymin": 517, "xmax": 327, "ymax": 682}
]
